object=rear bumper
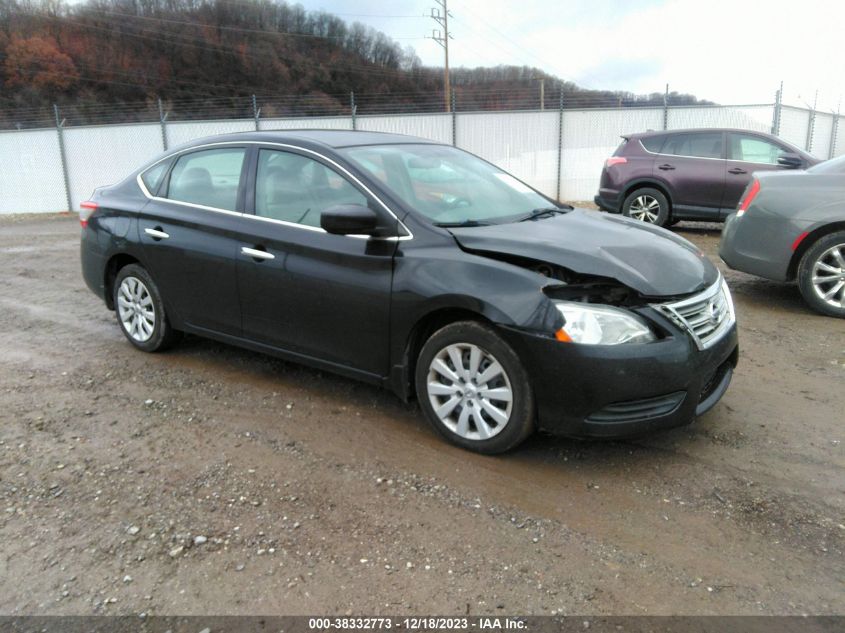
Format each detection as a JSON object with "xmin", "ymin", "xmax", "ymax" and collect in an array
[
  {"xmin": 719, "ymin": 211, "xmax": 796, "ymax": 282},
  {"xmin": 594, "ymin": 192, "xmax": 622, "ymax": 213},
  {"xmin": 501, "ymin": 316, "xmax": 738, "ymax": 438}
]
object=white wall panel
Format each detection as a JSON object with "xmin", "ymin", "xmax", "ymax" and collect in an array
[
  {"xmin": 560, "ymin": 108, "xmax": 663, "ymax": 201},
  {"xmin": 64, "ymin": 123, "xmax": 164, "ymax": 209},
  {"xmin": 356, "ymin": 114, "xmax": 452, "ymax": 144},
  {"xmin": 457, "ymin": 111, "xmax": 559, "ymax": 198},
  {"xmin": 0, "ymin": 129, "xmax": 67, "ymax": 213},
  {"xmin": 166, "ymin": 119, "xmax": 255, "ymax": 148}
]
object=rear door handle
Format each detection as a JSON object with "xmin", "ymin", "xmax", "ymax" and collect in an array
[
  {"xmin": 658, "ymin": 164, "xmax": 675, "ymax": 171},
  {"xmin": 144, "ymin": 227, "xmax": 170, "ymax": 240},
  {"xmin": 728, "ymin": 168, "xmax": 748, "ymax": 175},
  {"xmin": 241, "ymin": 246, "xmax": 275, "ymax": 261}
]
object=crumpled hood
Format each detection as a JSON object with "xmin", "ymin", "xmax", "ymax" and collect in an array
[{"xmin": 448, "ymin": 209, "xmax": 718, "ymax": 297}]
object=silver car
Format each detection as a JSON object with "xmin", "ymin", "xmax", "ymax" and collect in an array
[{"xmin": 719, "ymin": 154, "xmax": 845, "ymax": 318}]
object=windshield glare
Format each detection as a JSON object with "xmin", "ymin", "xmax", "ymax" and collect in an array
[{"xmin": 340, "ymin": 144, "xmax": 552, "ymax": 225}]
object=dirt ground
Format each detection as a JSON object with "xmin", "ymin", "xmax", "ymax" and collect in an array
[{"xmin": 0, "ymin": 213, "xmax": 842, "ymax": 616}]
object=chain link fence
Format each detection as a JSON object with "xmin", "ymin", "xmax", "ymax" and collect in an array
[{"xmin": 1, "ymin": 91, "xmax": 843, "ymax": 213}]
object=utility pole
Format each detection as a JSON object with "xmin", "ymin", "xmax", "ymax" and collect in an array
[
  {"xmin": 532, "ymin": 76, "xmax": 545, "ymax": 110},
  {"xmin": 429, "ymin": 0, "xmax": 452, "ymax": 113}
]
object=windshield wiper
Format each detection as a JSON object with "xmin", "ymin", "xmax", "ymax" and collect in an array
[
  {"xmin": 433, "ymin": 219, "xmax": 493, "ymax": 228},
  {"xmin": 517, "ymin": 206, "xmax": 570, "ymax": 222}
]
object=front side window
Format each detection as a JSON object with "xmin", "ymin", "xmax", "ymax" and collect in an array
[
  {"xmin": 662, "ymin": 133, "xmax": 723, "ymax": 159},
  {"xmin": 340, "ymin": 144, "xmax": 551, "ymax": 226},
  {"xmin": 255, "ymin": 149, "xmax": 368, "ymax": 227},
  {"xmin": 728, "ymin": 134, "xmax": 783, "ymax": 164},
  {"xmin": 166, "ymin": 148, "xmax": 246, "ymax": 211}
]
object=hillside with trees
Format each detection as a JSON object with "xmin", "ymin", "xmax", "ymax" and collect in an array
[{"xmin": 0, "ymin": 0, "xmax": 710, "ymax": 128}]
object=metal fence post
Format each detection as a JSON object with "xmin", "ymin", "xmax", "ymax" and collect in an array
[
  {"xmin": 830, "ymin": 111, "xmax": 840, "ymax": 159},
  {"xmin": 252, "ymin": 94, "xmax": 260, "ymax": 131},
  {"xmin": 53, "ymin": 104, "xmax": 73, "ymax": 212},
  {"xmin": 662, "ymin": 83, "xmax": 669, "ymax": 131},
  {"xmin": 158, "ymin": 98, "xmax": 169, "ymax": 150},
  {"xmin": 556, "ymin": 85, "xmax": 564, "ymax": 202},
  {"xmin": 771, "ymin": 82, "xmax": 782, "ymax": 136},
  {"xmin": 805, "ymin": 90, "xmax": 818, "ymax": 153},
  {"xmin": 350, "ymin": 92, "xmax": 357, "ymax": 130},
  {"xmin": 451, "ymin": 90, "xmax": 457, "ymax": 146}
]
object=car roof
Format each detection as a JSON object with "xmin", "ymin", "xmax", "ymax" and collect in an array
[
  {"xmin": 629, "ymin": 128, "xmax": 776, "ymax": 138},
  {"xmin": 176, "ymin": 129, "xmax": 439, "ymax": 151}
]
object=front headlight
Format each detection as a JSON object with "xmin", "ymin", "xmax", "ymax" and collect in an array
[{"xmin": 554, "ymin": 301, "xmax": 656, "ymax": 345}]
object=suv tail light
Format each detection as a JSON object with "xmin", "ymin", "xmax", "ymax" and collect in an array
[
  {"xmin": 736, "ymin": 180, "xmax": 760, "ymax": 217},
  {"xmin": 605, "ymin": 157, "xmax": 627, "ymax": 168},
  {"xmin": 80, "ymin": 201, "xmax": 98, "ymax": 228}
]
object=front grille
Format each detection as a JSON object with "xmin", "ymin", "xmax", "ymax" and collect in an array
[
  {"xmin": 654, "ymin": 277, "xmax": 735, "ymax": 350},
  {"xmin": 587, "ymin": 391, "xmax": 686, "ymax": 423}
]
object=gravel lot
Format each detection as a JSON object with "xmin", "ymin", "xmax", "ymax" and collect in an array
[{"xmin": 0, "ymin": 213, "xmax": 843, "ymax": 615}]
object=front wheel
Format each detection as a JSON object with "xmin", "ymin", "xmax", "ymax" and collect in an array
[
  {"xmin": 622, "ymin": 187, "xmax": 671, "ymax": 227},
  {"xmin": 415, "ymin": 321, "xmax": 535, "ymax": 454},
  {"xmin": 797, "ymin": 231, "xmax": 845, "ymax": 318},
  {"xmin": 113, "ymin": 263, "xmax": 180, "ymax": 351}
]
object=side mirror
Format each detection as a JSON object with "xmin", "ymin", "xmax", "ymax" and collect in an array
[
  {"xmin": 778, "ymin": 152, "xmax": 803, "ymax": 169},
  {"xmin": 320, "ymin": 204, "xmax": 379, "ymax": 235}
]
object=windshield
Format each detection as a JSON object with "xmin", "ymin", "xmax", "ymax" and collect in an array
[
  {"xmin": 340, "ymin": 143, "xmax": 553, "ymax": 225},
  {"xmin": 808, "ymin": 154, "xmax": 845, "ymax": 174}
]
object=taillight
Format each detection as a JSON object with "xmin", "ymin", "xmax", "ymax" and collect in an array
[
  {"xmin": 605, "ymin": 157, "xmax": 627, "ymax": 168},
  {"xmin": 80, "ymin": 201, "xmax": 98, "ymax": 228},
  {"xmin": 737, "ymin": 180, "xmax": 760, "ymax": 217}
]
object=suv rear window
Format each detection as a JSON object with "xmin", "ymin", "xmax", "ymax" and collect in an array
[
  {"xmin": 640, "ymin": 135, "xmax": 666, "ymax": 153},
  {"xmin": 662, "ymin": 133, "xmax": 723, "ymax": 159}
]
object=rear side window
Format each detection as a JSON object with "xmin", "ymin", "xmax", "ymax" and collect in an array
[
  {"xmin": 728, "ymin": 134, "xmax": 783, "ymax": 164},
  {"xmin": 662, "ymin": 133, "xmax": 723, "ymax": 159},
  {"xmin": 640, "ymin": 135, "xmax": 666, "ymax": 153},
  {"xmin": 141, "ymin": 160, "xmax": 170, "ymax": 195},
  {"xmin": 166, "ymin": 148, "xmax": 246, "ymax": 211}
]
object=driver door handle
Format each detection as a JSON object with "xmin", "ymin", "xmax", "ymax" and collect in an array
[
  {"xmin": 728, "ymin": 167, "xmax": 748, "ymax": 175},
  {"xmin": 144, "ymin": 227, "xmax": 170, "ymax": 240},
  {"xmin": 658, "ymin": 164, "xmax": 675, "ymax": 171},
  {"xmin": 241, "ymin": 246, "xmax": 275, "ymax": 261}
]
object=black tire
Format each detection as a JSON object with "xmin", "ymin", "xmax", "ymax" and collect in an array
[
  {"xmin": 415, "ymin": 321, "xmax": 535, "ymax": 454},
  {"xmin": 622, "ymin": 187, "xmax": 671, "ymax": 227},
  {"xmin": 797, "ymin": 231, "xmax": 845, "ymax": 318},
  {"xmin": 113, "ymin": 263, "xmax": 180, "ymax": 352}
]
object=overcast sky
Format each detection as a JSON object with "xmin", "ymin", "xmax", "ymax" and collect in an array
[{"xmin": 308, "ymin": 0, "xmax": 845, "ymax": 110}]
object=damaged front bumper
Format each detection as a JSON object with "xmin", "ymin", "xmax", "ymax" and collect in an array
[{"xmin": 500, "ymin": 305, "xmax": 738, "ymax": 438}]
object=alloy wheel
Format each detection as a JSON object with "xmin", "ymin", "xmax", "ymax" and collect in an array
[
  {"xmin": 628, "ymin": 194, "xmax": 661, "ymax": 223},
  {"xmin": 811, "ymin": 243, "xmax": 845, "ymax": 308},
  {"xmin": 426, "ymin": 343, "xmax": 513, "ymax": 441},
  {"xmin": 117, "ymin": 276, "xmax": 156, "ymax": 342}
]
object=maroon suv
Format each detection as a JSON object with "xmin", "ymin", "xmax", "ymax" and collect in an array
[{"xmin": 594, "ymin": 128, "xmax": 817, "ymax": 227}]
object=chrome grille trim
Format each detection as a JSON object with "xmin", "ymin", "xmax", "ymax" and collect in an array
[{"xmin": 653, "ymin": 276, "xmax": 735, "ymax": 350}]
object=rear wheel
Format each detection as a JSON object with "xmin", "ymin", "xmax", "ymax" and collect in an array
[
  {"xmin": 797, "ymin": 231, "xmax": 845, "ymax": 318},
  {"xmin": 622, "ymin": 187, "xmax": 671, "ymax": 227},
  {"xmin": 415, "ymin": 321, "xmax": 535, "ymax": 454},
  {"xmin": 114, "ymin": 264, "xmax": 180, "ymax": 351}
]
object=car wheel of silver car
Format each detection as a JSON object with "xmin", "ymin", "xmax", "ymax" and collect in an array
[
  {"xmin": 113, "ymin": 263, "xmax": 180, "ymax": 352},
  {"xmin": 622, "ymin": 187, "xmax": 671, "ymax": 227},
  {"xmin": 797, "ymin": 230, "xmax": 845, "ymax": 318},
  {"xmin": 415, "ymin": 321, "xmax": 535, "ymax": 454}
]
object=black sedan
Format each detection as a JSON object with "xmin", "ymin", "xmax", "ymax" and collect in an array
[{"xmin": 80, "ymin": 130, "xmax": 738, "ymax": 453}]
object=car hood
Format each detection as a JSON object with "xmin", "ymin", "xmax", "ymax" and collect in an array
[{"xmin": 448, "ymin": 209, "xmax": 718, "ymax": 297}]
